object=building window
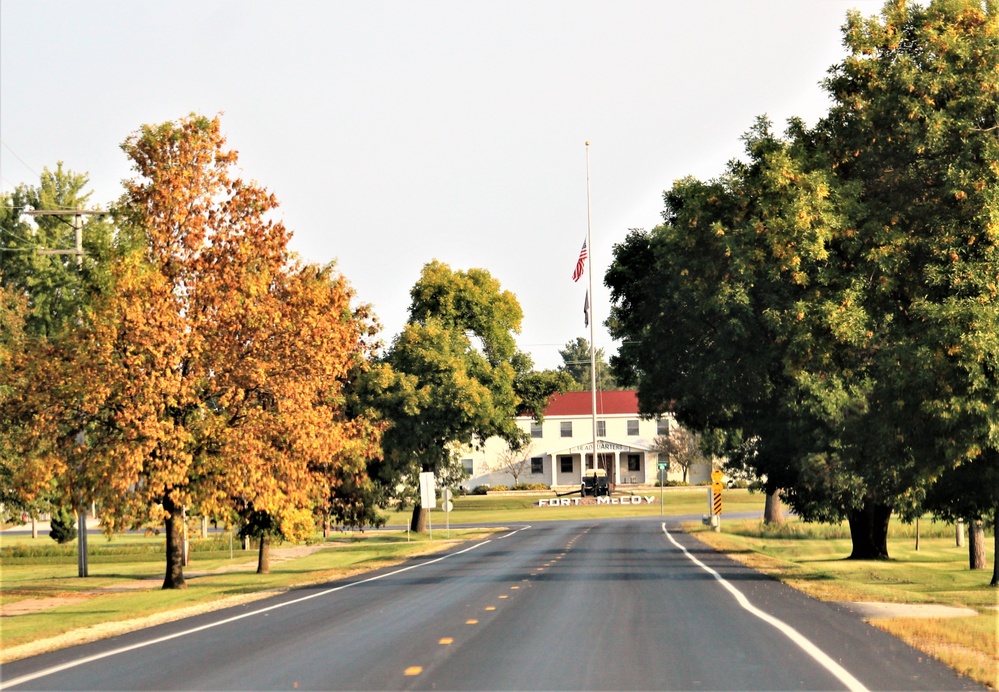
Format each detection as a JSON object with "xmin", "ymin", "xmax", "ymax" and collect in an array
[
  {"xmin": 596, "ymin": 420, "xmax": 606, "ymax": 437},
  {"xmin": 461, "ymin": 459, "xmax": 474, "ymax": 476},
  {"xmin": 560, "ymin": 421, "xmax": 572, "ymax": 438},
  {"xmin": 530, "ymin": 422, "xmax": 543, "ymax": 438},
  {"xmin": 559, "ymin": 456, "xmax": 573, "ymax": 473},
  {"xmin": 627, "ymin": 454, "xmax": 641, "ymax": 472},
  {"xmin": 531, "ymin": 457, "xmax": 544, "ymax": 474},
  {"xmin": 627, "ymin": 419, "xmax": 639, "ymax": 436},
  {"xmin": 657, "ymin": 418, "xmax": 670, "ymax": 435}
]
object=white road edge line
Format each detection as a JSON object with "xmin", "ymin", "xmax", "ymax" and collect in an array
[
  {"xmin": 497, "ymin": 525, "xmax": 531, "ymax": 539},
  {"xmin": 0, "ymin": 539, "xmax": 493, "ymax": 690},
  {"xmin": 661, "ymin": 523, "xmax": 868, "ymax": 692}
]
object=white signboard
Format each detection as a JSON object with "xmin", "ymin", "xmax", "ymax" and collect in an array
[{"xmin": 419, "ymin": 471, "xmax": 437, "ymax": 509}]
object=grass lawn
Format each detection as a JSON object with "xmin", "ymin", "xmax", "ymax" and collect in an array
[
  {"xmin": 691, "ymin": 517, "xmax": 998, "ymax": 689},
  {"xmin": 0, "ymin": 529, "xmax": 490, "ymax": 659}
]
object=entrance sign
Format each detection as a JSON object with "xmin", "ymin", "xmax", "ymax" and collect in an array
[{"xmin": 537, "ymin": 496, "xmax": 657, "ymax": 507}]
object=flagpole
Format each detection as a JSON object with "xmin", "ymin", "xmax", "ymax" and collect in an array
[{"xmin": 585, "ymin": 141, "xmax": 598, "ymax": 481}]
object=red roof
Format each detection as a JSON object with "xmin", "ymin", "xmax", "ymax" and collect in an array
[{"xmin": 538, "ymin": 390, "xmax": 639, "ymax": 417}]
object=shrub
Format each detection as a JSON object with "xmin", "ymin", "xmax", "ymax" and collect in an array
[
  {"xmin": 471, "ymin": 485, "xmax": 491, "ymax": 495},
  {"xmin": 512, "ymin": 483, "xmax": 549, "ymax": 491},
  {"xmin": 490, "ymin": 485, "xmax": 510, "ymax": 492},
  {"xmin": 49, "ymin": 506, "xmax": 77, "ymax": 544}
]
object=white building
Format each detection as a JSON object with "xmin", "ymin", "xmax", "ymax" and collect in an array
[{"xmin": 459, "ymin": 390, "xmax": 711, "ymax": 490}]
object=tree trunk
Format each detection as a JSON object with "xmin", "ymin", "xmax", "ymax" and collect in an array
[
  {"xmin": 257, "ymin": 534, "xmax": 270, "ymax": 574},
  {"xmin": 847, "ymin": 499, "xmax": 891, "ymax": 560},
  {"xmin": 956, "ymin": 520, "xmax": 965, "ymax": 547},
  {"xmin": 991, "ymin": 512, "xmax": 998, "ymax": 588},
  {"xmin": 410, "ymin": 504, "xmax": 427, "ymax": 533},
  {"xmin": 763, "ymin": 490, "xmax": 785, "ymax": 525},
  {"xmin": 162, "ymin": 496, "xmax": 187, "ymax": 589},
  {"xmin": 968, "ymin": 519, "xmax": 986, "ymax": 570}
]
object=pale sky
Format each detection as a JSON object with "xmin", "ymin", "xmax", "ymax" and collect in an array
[{"xmin": 1, "ymin": 0, "xmax": 885, "ymax": 370}]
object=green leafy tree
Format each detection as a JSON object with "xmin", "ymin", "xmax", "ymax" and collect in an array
[
  {"xmin": 0, "ymin": 163, "xmax": 114, "ymax": 337},
  {"xmin": 818, "ymin": 0, "xmax": 999, "ymax": 542},
  {"xmin": 48, "ymin": 505, "xmax": 77, "ymax": 544},
  {"xmin": 557, "ymin": 337, "xmax": 618, "ymax": 391},
  {"xmin": 363, "ymin": 261, "xmax": 568, "ymax": 532},
  {"xmin": 607, "ymin": 121, "xmax": 868, "ymax": 547},
  {"xmin": 925, "ymin": 452, "xmax": 999, "ymax": 585},
  {"xmin": 608, "ymin": 0, "xmax": 998, "ymax": 565},
  {"xmin": 1, "ymin": 165, "xmax": 115, "ymax": 546}
]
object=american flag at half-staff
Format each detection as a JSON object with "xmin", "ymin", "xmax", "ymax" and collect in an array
[{"xmin": 572, "ymin": 240, "xmax": 587, "ymax": 282}]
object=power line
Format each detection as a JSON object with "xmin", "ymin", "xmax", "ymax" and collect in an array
[
  {"xmin": 1, "ymin": 139, "xmax": 41, "ymax": 180},
  {"xmin": 1, "ymin": 143, "xmax": 97, "ymax": 211}
]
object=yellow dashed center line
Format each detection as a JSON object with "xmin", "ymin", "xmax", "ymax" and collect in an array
[
  {"xmin": 466, "ymin": 619, "xmax": 479, "ymax": 624},
  {"xmin": 498, "ymin": 594, "xmax": 508, "ymax": 599},
  {"xmin": 439, "ymin": 637, "xmax": 453, "ymax": 645},
  {"xmin": 404, "ymin": 667, "xmax": 423, "ymax": 676},
  {"xmin": 511, "ymin": 585, "xmax": 519, "ymax": 589},
  {"xmin": 485, "ymin": 606, "xmax": 496, "ymax": 611}
]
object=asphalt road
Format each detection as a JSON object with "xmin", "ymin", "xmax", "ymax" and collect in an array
[{"xmin": 0, "ymin": 517, "xmax": 983, "ymax": 691}]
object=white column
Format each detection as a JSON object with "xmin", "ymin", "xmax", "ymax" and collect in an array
[{"xmin": 551, "ymin": 454, "xmax": 558, "ymax": 486}]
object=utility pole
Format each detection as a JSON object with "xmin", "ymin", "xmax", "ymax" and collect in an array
[
  {"xmin": 25, "ymin": 206, "xmax": 105, "ymax": 577},
  {"xmin": 27, "ymin": 208, "xmax": 103, "ymax": 268}
]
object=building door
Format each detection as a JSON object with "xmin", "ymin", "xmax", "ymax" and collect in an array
[{"xmin": 586, "ymin": 453, "xmax": 615, "ymax": 483}]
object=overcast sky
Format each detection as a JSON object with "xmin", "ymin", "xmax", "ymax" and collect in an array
[{"xmin": 1, "ymin": 0, "xmax": 885, "ymax": 370}]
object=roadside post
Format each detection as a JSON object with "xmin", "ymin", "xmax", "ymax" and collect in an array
[
  {"xmin": 419, "ymin": 471, "xmax": 436, "ymax": 541},
  {"xmin": 442, "ymin": 488, "xmax": 453, "ymax": 538},
  {"xmin": 657, "ymin": 461, "xmax": 668, "ymax": 516},
  {"xmin": 710, "ymin": 469, "xmax": 724, "ymax": 532}
]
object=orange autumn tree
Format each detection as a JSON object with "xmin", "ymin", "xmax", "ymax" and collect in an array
[
  {"xmin": 198, "ymin": 261, "xmax": 382, "ymax": 574},
  {"xmin": 73, "ymin": 114, "xmax": 378, "ymax": 586}
]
